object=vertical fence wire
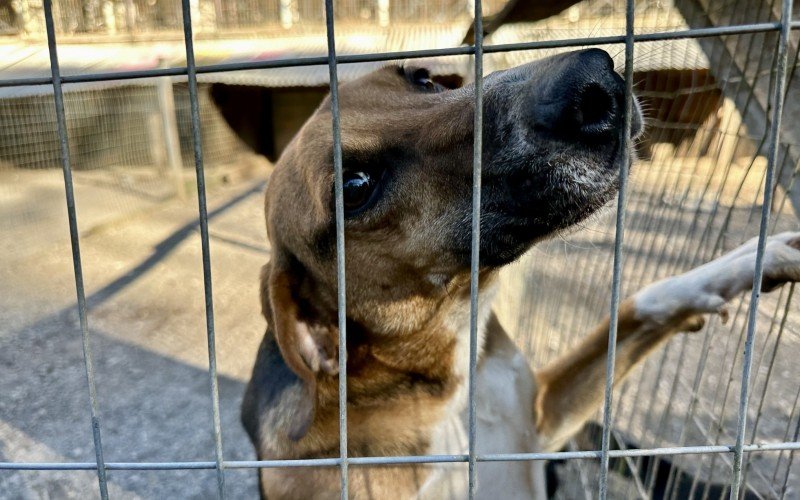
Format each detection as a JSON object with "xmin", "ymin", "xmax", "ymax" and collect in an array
[
  {"xmin": 322, "ymin": 0, "xmax": 349, "ymax": 497},
  {"xmin": 467, "ymin": 0, "xmax": 484, "ymax": 497},
  {"xmin": 178, "ymin": 0, "xmax": 226, "ymax": 496},
  {"xmin": 741, "ymin": 283, "xmax": 796, "ymax": 491},
  {"xmin": 729, "ymin": 0, "xmax": 794, "ymax": 497},
  {"xmin": 41, "ymin": 1, "xmax": 109, "ymax": 498},
  {"xmin": 597, "ymin": 0, "xmax": 636, "ymax": 497}
]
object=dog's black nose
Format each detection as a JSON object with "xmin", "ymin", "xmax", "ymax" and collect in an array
[{"xmin": 529, "ymin": 49, "xmax": 623, "ymax": 141}]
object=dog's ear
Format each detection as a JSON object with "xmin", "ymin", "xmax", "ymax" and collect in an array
[{"xmin": 261, "ymin": 254, "xmax": 338, "ymax": 440}]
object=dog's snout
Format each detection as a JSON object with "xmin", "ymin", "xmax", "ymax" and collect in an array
[{"xmin": 529, "ymin": 49, "xmax": 623, "ymax": 141}]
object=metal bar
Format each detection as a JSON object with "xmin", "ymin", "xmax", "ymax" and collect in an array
[
  {"xmin": 322, "ymin": 0, "xmax": 348, "ymax": 498},
  {"xmin": 770, "ymin": 375, "xmax": 800, "ymax": 488},
  {"xmin": 467, "ymin": 0, "xmax": 484, "ymax": 496},
  {"xmin": 178, "ymin": 0, "xmax": 226, "ymax": 497},
  {"xmin": 730, "ymin": 0, "xmax": 794, "ymax": 497},
  {"xmin": 597, "ymin": 0, "xmax": 635, "ymax": 497},
  {"xmin": 612, "ymin": 431, "xmax": 651, "ymax": 499},
  {"xmin": 778, "ymin": 394, "xmax": 800, "ymax": 497},
  {"xmin": 4, "ymin": 441, "xmax": 800, "ymax": 471},
  {"xmin": 662, "ymin": 318, "xmax": 727, "ymax": 499},
  {"xmin": 5, "ymin": 22, "xmax": 800, "ymax": 89},
  {"xmin": 0, "ymin": 462, "xmax": 219, "ymax": 471},
  {"xmin": 41, "ymin": 1, "xmax": 109, "ymax": 499},
  {"xmin": 741, "ymin": 285, "xmax": 795, "ymax": 493},
  {"xmin": 694, "ymin": 299, "xmax": 752, "ymax": 498}
]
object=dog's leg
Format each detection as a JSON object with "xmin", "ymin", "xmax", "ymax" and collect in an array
[{"xmin": 534, "ymin": 232, "xmax": 800, "ymax": 452}]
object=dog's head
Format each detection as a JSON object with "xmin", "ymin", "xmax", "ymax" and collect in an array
[{"xmin": 259, "ymin": 48, "xmax": 643, "ymax": 436}]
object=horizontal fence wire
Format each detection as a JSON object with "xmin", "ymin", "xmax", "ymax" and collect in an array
[
  {"xmin": 2, "ymin": 23, "xmax": 800, "ymax": 89},
  {"xmin": 2, "ymin": 440, "xmax": 800, "ymax": 470}
]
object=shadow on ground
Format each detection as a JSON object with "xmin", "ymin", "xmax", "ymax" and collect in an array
[{"xmin": 1, "ymin": 174, "xmax": 269, "ymax": 498}]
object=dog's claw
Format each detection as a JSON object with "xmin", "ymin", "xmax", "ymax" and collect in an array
[
  {"xmin": 683, "ymin": 315, "xmax": 706, "ymax": 332},
  {"xmin": 717, "ymin": 306, "xmax": 729, "ymax": 324}
]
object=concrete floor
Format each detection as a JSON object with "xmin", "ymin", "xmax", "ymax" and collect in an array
[{"xmin": 1, "ymin": 169, "xmax": 269, "ymax": 498}]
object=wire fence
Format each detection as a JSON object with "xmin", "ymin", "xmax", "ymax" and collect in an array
[
  {"xmin": 0, "ymin": 81, "xmax": 262, "ymax": 255},
  {"xmin": 0, "ymin": 84, "xmax": 247, "ymax": 170},
  {"xmin": 5, "ymin": 0, "xmax": 507, "ymax": 36},
  {"xmin": 0, "ymin": 0, "xmax": 799, "ymax": 498}
]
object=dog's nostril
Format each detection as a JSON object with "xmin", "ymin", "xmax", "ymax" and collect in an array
[
  {"xmin": 578, "ymin": 84, "xmax": 614, "ymax": 128},
  {"xmin": 531, "ymin": 83, "xmax": 619, "ymax": 141},
  {"xmin": 528, "ymin": 51, "xmax": 625, "ymax": 142}
]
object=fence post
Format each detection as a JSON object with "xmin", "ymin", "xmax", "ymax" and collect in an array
[
  {"xmin": 280, "ymin": 0, "xmax": 293, "ymax": 28},
  {"xmin": 377, "ymin": 0, "xmax": 389, "ymax": 27},
  {"xmin": 156, "ymin": 59, "xmax": 187, "ymax": 201},
  {"xmin": 124, "ymin": 0, "xmax": 135, "ymax": 33}
]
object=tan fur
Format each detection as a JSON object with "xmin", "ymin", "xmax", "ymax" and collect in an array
[
  {"xmin": 533, "ymin": 300, "xmax": 702, "ymax": 452},
  {"xmin": 238, "ymin": 61, "xmax": 800, "ymax": 499}
]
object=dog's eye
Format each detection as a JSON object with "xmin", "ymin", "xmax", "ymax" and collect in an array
[
  {"xmin": 411, "ymin": 68, "xmax": 435, "ymax": 90},
  {"xmin": 342, "ymin": 171, "xmax": 376, "ymax": 212}
]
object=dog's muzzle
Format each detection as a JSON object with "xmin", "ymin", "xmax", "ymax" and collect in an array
[{"xmin": 467, "ymin": 49, "xmax": 643, "ymax": 266}]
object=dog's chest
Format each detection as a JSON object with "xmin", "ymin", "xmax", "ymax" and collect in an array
[{"xmin": 419, "ymin": 290, "xmax": 546, "ymax": 499}]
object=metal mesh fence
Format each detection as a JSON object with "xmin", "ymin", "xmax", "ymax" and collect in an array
[
  {"xmin": 7, "ymin": 0, "xmax": 506, "ymax": 36},
  {"xmin": 0, "ymin": 0, "xmax": 799, "ymax": 498},
  {"xmin": 0, "ymin": 81, "xmax": 256, "ymax": 256},
  {"xmin": 0, "ymin": 84, "xmax": 250, "ymax": 170}
]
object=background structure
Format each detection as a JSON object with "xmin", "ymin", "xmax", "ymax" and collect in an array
[{"xmin": 0, "ymin": 0, "xmax": 798, "ymax": 498}]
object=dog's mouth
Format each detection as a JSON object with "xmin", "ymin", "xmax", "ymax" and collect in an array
[{"xmin": 457, "ymin": 133, "xmax": 625, "ymax": 267}]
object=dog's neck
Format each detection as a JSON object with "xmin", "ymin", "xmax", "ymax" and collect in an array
[
  {"xmin": 293, "ymin": 274, "xmax": 499, "ymax": 457},
  {"xmin": 424, "ymin": 280, "xmax": 498, "ymax": 457}
]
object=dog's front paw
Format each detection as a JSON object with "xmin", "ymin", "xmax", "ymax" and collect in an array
[
  {"xmin": 635, "ymin": 232, "xmax": 800, "ymax": 325},
  {"xmin": 759, "ymin": 232, "xmax": 800, "ymax": 291},
  {"xmin": 689, "ymin": 231, "xmax": 800, "ymax": 316}
]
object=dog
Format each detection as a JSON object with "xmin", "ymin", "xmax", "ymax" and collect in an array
[{"xmin": 236, "ymin": 49, "xmax": 800, "ymax": 498}]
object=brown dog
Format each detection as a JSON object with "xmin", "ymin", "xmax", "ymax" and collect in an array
[{"xmin": 239, "ymin": 49, "xmax": 800, "ymax": 498}]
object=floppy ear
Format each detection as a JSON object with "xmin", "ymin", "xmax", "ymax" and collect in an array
[{"xmin": 261, "ymin": 253, "xmax": 338, "ymax": 440}]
